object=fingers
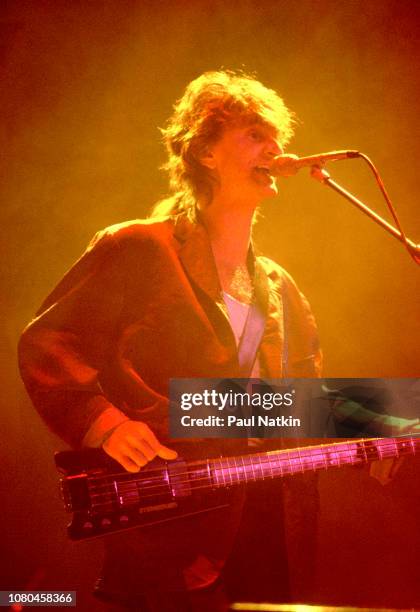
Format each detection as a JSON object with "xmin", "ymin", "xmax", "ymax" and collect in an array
[
  {"xmin": 157, "ymin": 445, "xmax": 178, "ymax": 460},
  {"xmin": 117, "ymin": 453, "xmax": 144, "ymax": 473},
  {"xmin": 389, "ymin": 456, "xmax": 405, "ymax": 479},
  {"xmin": 101, "ymin": 441, "xmax": 143, "ymax": 473},
  {"xmin": 369, "ymin": 456, "xmax": 405, "ymax": 486},
  {"xmin": 127, "ymin": 434, "xmax": 158, "ymax": 462},
  {"xmin": 369, "ymin": 458, "xmax": 393, "ymax": 486},
  {"xmin": 127, "ymin": 424, "xmax": 177, "ymax": 461},
  {"xmin": 102, "ymin": 420, "xmax": 177, "ymax": 473},
  {"xmin": 401, "ymin": 418, "xmax": 420, "ymax": 433}
]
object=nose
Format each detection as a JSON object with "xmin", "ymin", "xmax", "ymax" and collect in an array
[{"xmin": 266, "ymin": 137, "xmax": 283, "ymax": 158}]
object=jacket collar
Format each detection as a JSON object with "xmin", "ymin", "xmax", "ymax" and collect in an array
[
  {"xmin": 174, "ymin": 211, "xmax": 222, "ymax": 304},
  {"xmin": 173, "ymin": 210, "xmax": 270, "ymax": 320}
]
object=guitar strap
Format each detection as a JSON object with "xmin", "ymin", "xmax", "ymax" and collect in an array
[
  {"xmin": 237, "ymin": 302, "xmax": 266, "ymax": 377},
  {"xmin": 237, "ymin": 260, "xmax": 269, "ymax": 378}
]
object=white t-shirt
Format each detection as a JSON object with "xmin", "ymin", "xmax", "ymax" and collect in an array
[{"xmin": 222, "ymin": 292, "xmax": 260, "ymax": 378}]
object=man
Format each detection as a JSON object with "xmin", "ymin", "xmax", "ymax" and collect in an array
[{"xmin": 18, "ymin": 71, "xmax": 321, "ymax": 610}]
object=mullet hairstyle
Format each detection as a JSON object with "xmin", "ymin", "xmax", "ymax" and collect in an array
[{"xmin": 150, "ymin": 70, "xmax": 295, "ymax": 219}]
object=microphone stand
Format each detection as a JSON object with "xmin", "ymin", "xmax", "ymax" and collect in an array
[{"xmin": 310, "ymin": 165, "xmax": 420, "ymax": 265}]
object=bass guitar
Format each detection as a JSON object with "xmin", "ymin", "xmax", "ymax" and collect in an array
[{"xmin": 55, "ymin": 435, "xmax": 418, "ymax": 541}]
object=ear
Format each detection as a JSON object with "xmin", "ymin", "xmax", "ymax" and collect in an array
[{"xmin": 199, "ymin": 147, "xmax": 217, "ymax": 170}]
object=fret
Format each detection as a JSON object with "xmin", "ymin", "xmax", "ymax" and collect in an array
[
  {"xmin": 221, "ymin": 457, "xmax": 228, "ymax": 485},
  {"xmin": 314, "ymin": 448, "xmax": 327, "ymax": 470},
  {"xmin": 233, "ymin": 456, "xmax": 241, "ymax": 484},
  {"xmin": 206, "ymin": 459, "xmax": 214, "ymax": 487},
  {"xmin": 240, "ymin": 454, "xmax": 257, "ymax": 482},
  {"xmin": 286, "ymin": 449, "xmax": 294, "ymax": 475},
  {"xmin": 266, "ymin": 452, "xmax": 275, "ymax": 478},
  {"xmin": 188, "ymin": 461, "xmax": 213, "ymax": 492},
  {"xmin": 388, "ymin": 438, "xmax": 399, "ymax": 458},
  {"xmin": 212, "ymin": 458, "xmax": 224, "ymax": 487},
  {"xmin": 337, "ymin": 445, "xmax": 347, "ymax": 465},
  {"xmin": 249, "ymin": 455, "xmax": 256, "ymax": 481},
  {"xmin": 296, "ymin": 447, "xmax": 304, "ymax": 473},
  {"xmin": 326, "ymin": 446, "xmax": 340, "ymax": 468},
  {"xmin": 240, "ymin": 456, "xmax": 248, "ymax": 483},
  {"xmin": 333, "ymin": 445, "xmax": 341, "ymax": 466},
  {"xmin": 391, "ymin": 439, "xmax": 397, "ymax": 456},
  {"xmin": 396, "ymin": 438, "xmax": 405, "ymax": 457},
  {"xmin": 225, "ymin": 457, "xmax": 233, "ymax": 485},
  {"xmin": 308, "ymin": 446, "xmax": 323, "ymax": 471},
  {"xmin": 229, "ymin": 456, "xmax": 236, "ymax": 484},
  {"xmin": 322, "ymin": 448, "xmax": 328, "ymax": 470},
  {"xmin": 232, "ymin": 456, "xmax": 241, "ymax": 484},
  {"xmin": 344, "ymin": 441, "xmax": 356, "ymax": 466},
  {"xmin": 297, "ymin": 449, "xmax": 306, "ymax": 472},
  {"xmin": 395, "ymin": 437, "xmax": 406, "ymax": 457},
  {"xmin": 237, "ymin": 455, "xmax": 247, "ymax": 483},
  {"xmin": 227, "ymin": 456, "xmax": 237, "ymax": 484},
  {"xmin": 359, "ymin": 440, "xmax": 369, "ymax": 464},
  {"xmin": 220, "ymin": 457, "xmax": 230, "ymax": 486},
  {"xmin": 274, "ymin": 452, "xmax": 283, "ymax": 478},
  {"xmin": 396, "ymin": 437, "xmax": 413, "ymax": 457},
  {"xmin": 257, "ymin": 454, "xmax": 265, "ymax": 480},
  {"xmin": 301, "ymin": 447, "xmax": 322, "ymax": 472},
  {"xmin": 376, "ymin": 439, "xmax": 383, "ymax": 461},
  {"xmin": 312, "ymin": 448, "xmax": 323, "ymax": 469},
  {"xmin": 309, "ymin": 447, "xmax": 316, "ymax": 471},
  {"xmin": 302, "ymin": 447, "xmax": 316, "ymax": 470}
]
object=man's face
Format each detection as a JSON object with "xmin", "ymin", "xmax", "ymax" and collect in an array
[{"xmin": 203, "ymin": 122, "xmax": 283, "ymax": 205}]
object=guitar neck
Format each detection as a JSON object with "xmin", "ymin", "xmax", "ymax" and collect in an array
[
  {"xmin": 56, "ymin": 435, "xmax": 419, "ymax": 540},
  {"xmin": 206, "ymin": 436, "xmax": 419, "ymax": 488}
]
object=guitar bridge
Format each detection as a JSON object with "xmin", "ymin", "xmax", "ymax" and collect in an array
[{"xmin": 60, "ymin": 473, "xmax": 89, "ymax": 512}]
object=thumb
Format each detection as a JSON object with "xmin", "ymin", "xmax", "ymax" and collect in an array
[{"xmin": 157, "ymin": 445, "xmax": 178, "ymax": 460}]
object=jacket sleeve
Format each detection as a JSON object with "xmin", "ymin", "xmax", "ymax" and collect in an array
[{"xmin": 18, "ymin": 229, "xmax": 128, "ymax": 448}]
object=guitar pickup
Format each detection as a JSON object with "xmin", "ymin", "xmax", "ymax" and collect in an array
[{"xmin": 167, "ymin": 460, "xmax": 192, "ymax": 498}]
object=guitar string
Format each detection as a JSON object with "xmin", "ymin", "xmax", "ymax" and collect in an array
[
  {"xmin": 88, "ymin": 452, "xmax": 418, "ymax": 511},
  {"xmin": 83, "ymin": 439, "xmax": 418, "ymax": 508},
  {"xmin": 88, "ymin": 442, "xmax": 416, "ymax": 511},
  {"xmin": 89, "ymin": 447, "xmax": 365, "ymax": 495},
  {"xmin": 87, "ymin": 452, "xmax": 403, "ymax": 507},
  {"xmin": 89, "ymin": 438, "xmax": 420, "ymax": 482},
  {"xmin": 86, "ymin": 437, "xmax": 417, "ymax": 494},
  {"xmin": 85, "ymin": 435, "xmax": 417, "ymax": 487}
]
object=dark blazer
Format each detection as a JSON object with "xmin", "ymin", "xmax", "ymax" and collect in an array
[
  {"xmin": 18, "ymin": 212, "xmax": 321, "ymax": 447},
  {"xmin": 18, "ymin": 212, "xmax": 322, "ymax": 595}
]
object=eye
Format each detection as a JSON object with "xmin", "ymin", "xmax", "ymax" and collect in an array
[{"xmin": 249, "ymin": 129, "xmax": 262, "ymax": 141}]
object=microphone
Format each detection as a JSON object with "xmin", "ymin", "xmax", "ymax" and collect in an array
[{"xmin": 270, "ymin": 150, "xmax": 360, "ymax": 177}]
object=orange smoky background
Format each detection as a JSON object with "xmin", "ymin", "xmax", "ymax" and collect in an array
[{"xmin": 1, "ymin": 0, "xmax": 419, "ymax": 608}]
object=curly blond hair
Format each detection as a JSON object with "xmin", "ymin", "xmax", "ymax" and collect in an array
[{"xmin": 151, "ymin": 70, "xmax": 295, "ymax": 218}]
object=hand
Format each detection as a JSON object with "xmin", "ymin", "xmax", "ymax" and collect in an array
[
  {"xmin": 399, "ymin": 419, "xmax": 420, "ymax": 434},
  {"xmin": 369, "ymin": 456, "xmax": 405, "ymax": 486},
  {"xmin": 103, "ymin": 420, "xmax": 178, "ymax": 473},
  {"xmin": 369, "ymin": 419, "xmax": 418, "ymax": 485}
]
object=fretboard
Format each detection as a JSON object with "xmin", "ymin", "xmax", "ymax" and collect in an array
[{"xmin": 207, "ymin": 436, "xmax": 418, "ymax": 487}]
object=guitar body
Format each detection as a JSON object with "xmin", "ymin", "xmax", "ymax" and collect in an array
[{"xmin": 55, "ymin": 449, "xmax": 232, "ymax": 540}]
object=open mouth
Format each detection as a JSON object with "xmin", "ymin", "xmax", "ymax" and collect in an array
[{"xmin": 254, "ymin": 166, "xmax": 272, "ymax": 176}]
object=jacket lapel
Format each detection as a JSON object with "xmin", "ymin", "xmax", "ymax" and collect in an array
[
  {"xmin": 174, "ymin": 212, "xmax": 235, "ymax": 352},
  {"xmin": 173, "ymin": 212, "xmax": 281, "ymax": 374},
  {"xmin": 174, "ymin": 212, "xmax": 224, "ymax": 305}
]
